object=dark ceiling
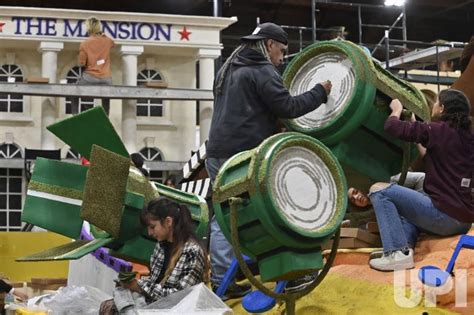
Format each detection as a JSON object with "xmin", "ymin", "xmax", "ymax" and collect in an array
[{"xmin": 2, "ymin": 0, "xmax": 473, "ymax": 59}]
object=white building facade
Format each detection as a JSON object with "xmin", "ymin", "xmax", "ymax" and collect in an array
[{"xmin": 0, "ymin": 6, "xmax": 236, "ymax": 230}]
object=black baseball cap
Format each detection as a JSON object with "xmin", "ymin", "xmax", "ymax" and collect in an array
[{"xmin": 241, "ymin": 23, "xmax": 288, "ymax": 45}]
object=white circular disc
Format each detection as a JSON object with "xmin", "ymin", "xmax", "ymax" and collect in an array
[
  {"xmin": 289, "ymin": 52, "xmax": 356, "ymax": 129},
  {"xmin": 269, "ymin": 146, "xmax": 338, "ymax": 232}
]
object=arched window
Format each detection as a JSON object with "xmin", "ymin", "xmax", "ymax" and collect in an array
[
  {"xmin": 0, "ymin": 143, "xmax": 23, "ymax": 231},
  {"xmin": 0, "ymin": 143, "xmax": 22, "ymax": 159},
  {"xmin": 0, "ymin": 64, "xmax": 24, "ymax": 113},
  {"xmin": 138, "ymin": 147, "xmax": 164, "ymax": 183},
  {"xmin": 136, "ymin": 69, "xmax": 164, "ymax": 117},
  {"xmin": 138, "ymin": 147, "xmax": 163, "ymax": 162},
  {"xmin": 64, "ymin": 66, "xmax": 94, "ymax": 114}
]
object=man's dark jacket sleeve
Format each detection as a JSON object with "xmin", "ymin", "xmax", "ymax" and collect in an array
[{"xmin": 259, "ymin": 69, "xmax": 328, "ymax": 119}]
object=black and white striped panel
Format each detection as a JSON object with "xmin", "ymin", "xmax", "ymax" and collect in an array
[
  {"xmin": 180, "ymin": 178, "xmax": 212, "ymax": 199},
  {"xmin": 182, "ymin": 141, "xmax": 207, "ymax": 180}
]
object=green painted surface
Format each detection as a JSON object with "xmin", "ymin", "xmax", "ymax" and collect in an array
[
  {"xmin": 22, "ymin": 158, "xmax": 87, "ymax": 239},
  {"xmin": 117, "ymin": 204, "xmax": 145, "ymax": 244},
  {"xmin": 110, "ymin": 235, "xmax": 156, "ymax": 265},
  {"xmin": 47, "ymin": 106, "xmax": 129, "ymax": 160},
  {"xmin": 258, "ymin": 250, "xmax": 324, "ymax": 282},
  {"xmin": 30, "ymin": 158, "xmax": 88, "ymax": 191},
  {"xmin": 22, "ymin": 196, "xmax": 83, "ymax": 239}
]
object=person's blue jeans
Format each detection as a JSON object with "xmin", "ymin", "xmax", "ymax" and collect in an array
[
  {"xmin": 369, "ymin": 183, "xmax": 471, "ymax": 254},
  {"xmin": 206, "ymin": 157, "xmax": 233, "ymax": 286}
]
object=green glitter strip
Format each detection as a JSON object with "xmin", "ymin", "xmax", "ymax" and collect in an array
[
  {"xmin": 16, "ymin": 238, "xmax": 112, "ymax": 261},
  {"xmin": 213, "ymin": 150, "xmax": 256, "ymax": 203},
  {"xmin": 28, "ymin": 181, "xmax": 83, "ymax": 200},
  {"xmin": 127, "ymin": 167, "xmax": 160, "ymax": 205}
]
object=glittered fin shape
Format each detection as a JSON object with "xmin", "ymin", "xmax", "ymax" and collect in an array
[{"xmin": 16, "ymin": 238, "xmax": 113, "ymax": 261}]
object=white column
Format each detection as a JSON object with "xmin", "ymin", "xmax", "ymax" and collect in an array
[
  {"xmin": 120, "ymin": 45, "xmax": 144, "ymax": 153},
  {"xmin": 197, "ymin": 49, "xmax": 221, "ymax": 144},
  {"xmin": 38, "ymin": 41, "xmax": 63, "ymax": 150}
]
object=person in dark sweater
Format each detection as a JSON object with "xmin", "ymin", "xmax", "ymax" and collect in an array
[
  {"xmin": 368, "ymin": 89, "xmax": 474, "ymax": 271},
  {"xmin": 0, "ymin": 279, "xmax": 28, "ymax": 301},
  {"xmin": 206, "ymin": 22, "xmax": 332, "ymax": 298}
]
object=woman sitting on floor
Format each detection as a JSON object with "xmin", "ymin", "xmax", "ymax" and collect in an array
[
  {"xmin": 344, "ymin": 171, "xmax": 426, "ymax": 228},
  {"xmin": 100, "ymin": 197, "xmax": 208, "ymax": 313}
]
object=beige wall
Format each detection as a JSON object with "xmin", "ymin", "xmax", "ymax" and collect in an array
[
  {"xmin": 0, "ymin": 47, "xmax": 200, "ymax": 159},
  {"xmin": 0, "ymin": 7, "xmax": 236, "ymax": 162},
  {"xmin": 0, "ymin": 50, "xmax": 42, "ymax": 151}
]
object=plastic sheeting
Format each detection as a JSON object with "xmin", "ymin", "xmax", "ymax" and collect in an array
[
  {"xmin": 68, "ymin": 254, "xmax": 118, "ymax": 295},
  {"xmin": 26, "ymin": 285, "xmax": 111, "ymax": 314},
  {"xmin": 138, "ymin": 283, "xmax": 232, "ymax": 314}
]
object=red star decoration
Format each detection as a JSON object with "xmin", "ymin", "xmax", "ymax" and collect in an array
[
  {"xmin": 178, "ymin": 26, "xmax": 191, "ymax": 41},
  {"xmin": 0, "ymin": 23, "xmax": 5, "ymax": 33}
]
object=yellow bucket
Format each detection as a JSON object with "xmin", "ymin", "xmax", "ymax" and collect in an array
[{"xmin": 15, "ymin": 309, "xmax": 48, "ymax": 315}]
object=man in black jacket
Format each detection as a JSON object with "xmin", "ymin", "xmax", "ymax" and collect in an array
[{"xmin": 206, "ymin": 22, "xmax": 332, "ymax": 299}]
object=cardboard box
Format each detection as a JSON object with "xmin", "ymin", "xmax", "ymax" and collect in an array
[
  {"xmin": 323, "ymin": 238, "xmax": 372, "ymax": 250},
  {"xmin": 340, "ymin": 228, "xmax": 381, "ymax": 246},
  {"xmin": 365, "ymin": 222, "xmax": 379, "ymax": 234},
  {"xmin": 25, "ymin": 77, "xmax": 49, "ymax": 83},
  {"xmin": 145, "ymin": 81, "xmax": 168, "ymax": 88}
]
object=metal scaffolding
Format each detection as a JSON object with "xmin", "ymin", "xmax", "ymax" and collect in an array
[{"xmin": 312, "ymin": 0, "xmax": 407, "ymax": 52}]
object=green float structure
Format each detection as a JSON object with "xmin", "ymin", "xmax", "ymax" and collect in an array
[
  {"xmin": 18, "ymin": 107, "xmax": 209, "ymax": 264},
  {"xmin": 213, "ymin": 132, "xmax": 347, "ymax": 282},
  {"xmin": 282, "ymin": 39, "xmax": 430, "ymax": 190}
]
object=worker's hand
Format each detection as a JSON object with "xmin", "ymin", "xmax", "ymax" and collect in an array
[
  {"xmin": 410, "ymin": 112, "xmax": 417, "ymax": 123},
  {"xmin": 321, "ymin": 80, "xmax": 332, "ymax": 95},
  {"xmin": 120, "ymin": 278, "xmax": 141, "ymax": 293},
  {"xmin": 389, "ymin": 99, "xmax": 403, "ymax": 116},
  {"xmin": 13, "ymin": 289, "xmax": 28, "ymax": 301}
]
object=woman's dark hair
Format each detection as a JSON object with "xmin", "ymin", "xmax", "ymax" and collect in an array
[
  {"xmin": 131, "ymin": 153, "xmax": 144, "ymax": 168},
  {"xmin": 438, "ymin": 89, "xmax": 472, "ymax": 130},
  {"xmin": 140, "ymin": 197, "xmax": 209, "ymax": 282},
  {"xmin": 141, "ymin": 196, "xmax": 197, "ymax": 245},
  {"xmin": 163, "ymin": 175, "xmax": 177, "ymax": 187}
]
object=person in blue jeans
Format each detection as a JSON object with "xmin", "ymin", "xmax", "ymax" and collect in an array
[
  {"xmin": 206, "ymin": 22, "xmax": 332, "ymax": 298},
  {"xmin": 368, "ymin": 89, "xmax": 474, "ymax": 271}
]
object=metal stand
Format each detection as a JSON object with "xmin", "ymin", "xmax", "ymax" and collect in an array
[{"xmin": 228, "ymin": 197, "xmax": 341, "ymax": 315}]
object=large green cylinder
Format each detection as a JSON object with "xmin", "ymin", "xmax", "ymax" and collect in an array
[
  {"xmin": 283, "ymin": 40, "xmax": 430, "ymax": 189},
  {"xmin": 213, "ymin": 132, "xmax": 347, "ymax": 282}
]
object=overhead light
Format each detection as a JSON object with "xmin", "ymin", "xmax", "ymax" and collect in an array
[{"xmin": 384, "ymin": 0, "xmax": 406, "ymax": 6}]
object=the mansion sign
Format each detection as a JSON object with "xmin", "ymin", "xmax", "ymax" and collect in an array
[{"xmin": 0, "ymin": 17, "xmax": 193, "ymax": 42}]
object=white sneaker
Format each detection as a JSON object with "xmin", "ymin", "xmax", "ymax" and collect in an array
[
  {"xmin": 369, "ymin": 248, "xmax": 414, "ymax": 271},
  {"xmin": 369, "ymin": 250, "xmax": 383, "ymax": 260}
]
